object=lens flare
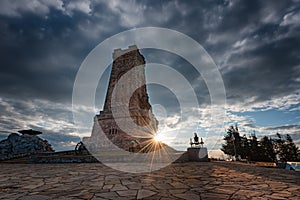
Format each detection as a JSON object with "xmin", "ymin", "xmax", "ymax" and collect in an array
[{"xmin": 154, "ymin": 133, "xmax": 164, "ymax": 142}]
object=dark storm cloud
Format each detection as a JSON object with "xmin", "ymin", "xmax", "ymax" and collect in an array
[
  {"xmin": 1, "ymin": 0, "xmax": 298, "ymax": 106},
  {"xmin": 224, "ymin": 35, "xmax": 300, "ymax": 104},
  {"xmin": 137, "ymin": 0, "xmax": 300, "ymax": 111},
  {"xmin": 0, "ymin": 0, "xmax": 138, "ymax": 103},
  {"xmin": 223, "ymin": 30, "xmax": 300, "ymax": 142},
  {"xmin": 0, "ymin": 0, "xmax": 299, "ymax": 149},
  {"xmin": 195, "ymin": 0, "xmax": 300, "ymax": 111},
  {"xmin": 0, "ymin": 12, "xmax": 90, "ymax": 102}
]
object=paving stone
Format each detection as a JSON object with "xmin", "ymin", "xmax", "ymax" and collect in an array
[
  {"xmin": 76, "ymin": 192, "xmax": 95, "ymax": 199},
  {"xmin": 120, "ymin": 179, "xmax": 134, "ymax": 185},
  {"xmin": 0, "ymin": 193, "xmax": 24, "ymax": 199},
  {"xmin": 141, "ymin": 178, "xmax": 155, "ymax": 184},
  {"xmin": 246, "ymin": 184, "xmax": 269, "ymax": 190},
  {"xmin": 96, "ymin": 191, "xmax": 119, "ymax": 199},
  {"xmin": 262, "ymin": 194, "xmax": 287, "ymax": 200},
  {"xmin": 55, "ymin": 197, "xmax": 77, "ymax": 200},
  {"xmin": 287, "ymin": 186, "xmax": 300, "ymax": 192},
  {"xmin": 19, "ymin": 195, "xmax": 50, "ymax": 200},
  {"xmin": 160, "ymin": 198, "xmax": 180, "ymax": 200},
  {"xmin": 201, "ymin": 192, "xmax": 230, "ymax": 200},
  {"xmin": 105, "ymin": 179, "xmax": 120, "ymax": 185},
  {"xmin": 168, "ymin": 189, "xmax": 188, "ymax": 194},
  {"xmin": 211, "ymin": 187, "xmax": 237, "ymax": 195},
  {"xmin": 137, "ymin": 189, "xmax": 157, "ymax": 199},
  {"xmin": 102, "ymin": 184, "xmax": 113, "ymax": 190},
  {"xmin": 152, "ymin": 182, "xmax": 173, "ymax": 190},
  {"xmin": 232, "ymin": 190, "xmax": 263, "ymax": 199},
  {"xmin": 288, "ymin": 197, "xmax": 300, "ymax": 200},
  {"xmin": 173, "ymin": 192, "xmax": 200, "ymax": 200},
  {"xmin": 126, "ymin": 183, "xmax": 142, "ymax": 190},
  {"xmin": 91, "ymin": 197, "xmax": 106, "ymax": 200},
  {"xmin": 0, "ymin": 161, "xmax": 299, "ymax": 199},
  {"xmin": 191, "ymin": 187, "xmax": 207, "ymax": 193},
  {"xmin": 110, "ymin": 184, "xmax": 127, "ymax": 191},
  {"xmin": 116, "ymin": 189, "xmax": 137, "ymax": 197},
  {"xmin": 22, "ymin": 181, "xmax": 44, "ymax": 190},
  {"xmin": 169, "ymin": 181, "xmax": 190, "ymax": 189}
]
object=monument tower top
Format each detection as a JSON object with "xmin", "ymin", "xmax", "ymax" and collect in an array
[{"xmin": 112, "ymin": 45, "xmax": 138, "ymax": 60}]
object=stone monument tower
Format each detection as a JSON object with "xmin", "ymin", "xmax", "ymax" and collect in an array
[{"xmin": 87, "ymin": 45, "xmax": 158, "ymax": 152}]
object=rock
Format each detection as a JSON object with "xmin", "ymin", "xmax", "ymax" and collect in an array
[{"xmin": 0, "ymin": 132, "xmax": 54, "ymax": 160}]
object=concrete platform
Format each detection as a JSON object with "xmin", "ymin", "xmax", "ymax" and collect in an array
[
  {"xmin": 0, "ymin": 161, "xmax": 299, "ymax": 199},
  {"xmin": 187, "ymin": 147, "xmax": 208, "ymax": 162}
]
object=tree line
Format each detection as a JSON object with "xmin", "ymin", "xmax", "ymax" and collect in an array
[{"xmin": 221, "ymin": 125, "xmax": 299, "ymax": 162}]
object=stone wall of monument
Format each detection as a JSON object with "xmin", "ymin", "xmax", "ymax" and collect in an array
[{"xmin": 89, "ymin": 45, "xmax": 158, "ymax": 151}]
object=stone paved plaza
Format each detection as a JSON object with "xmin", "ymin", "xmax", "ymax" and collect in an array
[{"xmin": 0, "ymin": 161, "xmax": 299, "ymax": 200}]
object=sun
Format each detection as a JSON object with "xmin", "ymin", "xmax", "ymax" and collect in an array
[{"xmin": 153, "ymin": 133, "xmax": 164, "ymax": 142}]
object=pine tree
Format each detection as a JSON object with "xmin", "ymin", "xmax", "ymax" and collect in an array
[
  {"xmin": 221, "ymin": 128, "xmax": 299, "ymax": 162},
  {"xmin": 283, "ymin": 134, "xmax": 298, "ymax": 161},
  {"xmin": 260, "ymin": 136, "xmax": 275, "ymax": 162},
  {"xmin": 274, "ymin": 133, "xmax": 298, "ymax": 162},
  {"xmin": 248, "ymin": 132, "xmax": 259, "ymax": 161},
  {"xmin": 221, "ymin": 125, "xmax": 240, "ymax": 159},
  {"xmin": 273, "ymin": 133, "xmax": 284, "ymax": 161},
  {"xmin": 240, "ymin": 134, "xmax": 250, "ymax": 160}
]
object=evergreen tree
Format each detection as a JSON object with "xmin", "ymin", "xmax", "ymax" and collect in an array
[
  {"xmin": 221, "ymin": 128, "xmax": 299, "ymax": 162},
  {"xmin": 240, "ymin": 134, "xmax": 250, "ymax": 160},
  {"xmin": 248, "ymin": 132, "xmax": 260, "ymax": 161},
  {"xmin": 273, "ymin": 133, "xmax": 284, "ymax": 161},
  {"xmin": 260, "ymin": 136, "xmax": 275, "ymax": 162},
  {"xmin": 274, "ymin": 133, "xmax": 298, "ymax": 162},
  {"xmin": 221, "ymin": 125, "xmax": 241, "ymax": 159},
  {"xmin": 282, "ymin": 134, "xmax": 298, "ymax": 161}
]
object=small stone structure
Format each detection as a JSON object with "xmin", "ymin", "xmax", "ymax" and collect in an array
[
  {"xmin": 187, "ymin": 133, "xmax": 208, "ymax": 162},
  {"xmin": 187, "ymin": 147, "xmax": 208, "ymax": 162},
  {"xmin": 0, "ymin": 131, "xmax": 54, "ymax": 160}
]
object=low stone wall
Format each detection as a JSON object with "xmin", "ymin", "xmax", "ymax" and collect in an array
[{"xmin": 28, "ymin": 151, "xmax": 98, "ymax": 163}]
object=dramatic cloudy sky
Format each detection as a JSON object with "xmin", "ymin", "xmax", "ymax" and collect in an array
[{"xmin": 0, "ymin": 0, "xmax": 299, "ymax": 153}]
